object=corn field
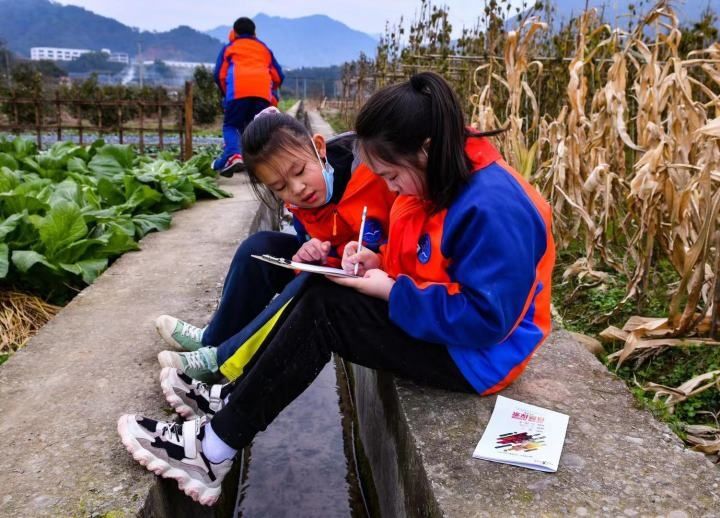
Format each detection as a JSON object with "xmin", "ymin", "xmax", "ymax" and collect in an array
[{"xmin": 336, "ymin": 0, "xmax": 720, "ymax": 451}]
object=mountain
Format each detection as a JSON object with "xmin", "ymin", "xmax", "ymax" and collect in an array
[
  {"xmin": 514, "ymin": 0, "xmax": 720, "ymax": 30},
  {"xmin": 0, "ymin": 0, "xmax": 221, "ymax": 62},
  {"xmin": 206, "ymin": 13, "xmax": 378, "ymax": 69}
]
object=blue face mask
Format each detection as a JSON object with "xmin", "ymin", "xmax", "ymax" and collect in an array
[{"xmin": 311, "ymin": 140, "xmax": 334, "ymax": 203}]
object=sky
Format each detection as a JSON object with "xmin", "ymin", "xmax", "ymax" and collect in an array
[{"xmin": 55, "ymin": 0, "xmax": 526, "ymax": 37}]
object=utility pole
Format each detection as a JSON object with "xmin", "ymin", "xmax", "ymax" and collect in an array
[
  {"xmin": 4, "ymin": 51, "xmax": 10, "ymax": 88},
  {"xmin": 303, "ymin": 78, "xmax": 307, "ymax": 99}
]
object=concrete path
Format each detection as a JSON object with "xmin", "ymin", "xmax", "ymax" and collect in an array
[
  {"xmin": 306, "ymin": 109, "xmax": 335, "ymax": 137},
  {"xmin": 0, "ymin": 175, "xmax": 269, "ymax": 517}
]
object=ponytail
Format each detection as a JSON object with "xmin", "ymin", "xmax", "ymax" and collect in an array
[{"xmin": 356, "ymin": 71, "xmax": 500, "ymax": 212}]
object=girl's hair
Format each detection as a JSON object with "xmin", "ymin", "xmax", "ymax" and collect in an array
[
  {"xmin": 355, "ymin": 71, "xmax": 502, "ymax": 212},
  {"xmin": 241, "ymin": 111, "xmax": 314, "ymax": 208}
]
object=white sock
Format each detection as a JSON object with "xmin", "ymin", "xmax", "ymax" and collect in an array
[{"xmin": 202, "ymin": 423, "xmax": 237, "ymax": 463}]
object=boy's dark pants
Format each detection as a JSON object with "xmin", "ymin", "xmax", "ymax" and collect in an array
[
  {"xmin": 215, "ymin": 97, "xmax": 271, "ymax": 167},
  {"xmin": 210, "ymin": 278, "xmax": 475, "ymax": 450}
]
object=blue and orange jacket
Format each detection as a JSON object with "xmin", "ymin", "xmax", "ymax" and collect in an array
[
  {"xmin": 288, "ymin": 133, "xmax": 397, "ymax": 268},
  {"xmin": 214, "ymin": 30, "xmax": 284, "ymax": 105},
  {"xmin": 383, "ymin": 137, "xmax": 555, "ymax": 395}
]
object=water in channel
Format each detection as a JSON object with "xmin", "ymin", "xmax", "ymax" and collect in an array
[{"xmin": 233, "ymin": 358, "xmax": 369, "ymax": 518}]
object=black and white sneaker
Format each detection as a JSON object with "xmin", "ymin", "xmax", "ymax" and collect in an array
[
  {"xmin": 117, "ymin": 414, "xmax": 233, "ymax": 506},
  {"xmin": 160, "ymin": 367, "xmax": 226, "ymax": 419}
]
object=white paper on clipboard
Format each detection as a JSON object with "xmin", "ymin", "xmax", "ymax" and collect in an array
[{"xmin": 251, "ymin": 254, "xmax": 358, "ymax": 278}]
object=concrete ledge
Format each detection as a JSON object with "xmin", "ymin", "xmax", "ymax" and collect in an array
[
  {"xmin": 351, "ymin": 329, "xmax": 720, "ymax": 517},
  {"xmin": 0, "ymin": 176, "xmax": 267, "ymax": 517}
]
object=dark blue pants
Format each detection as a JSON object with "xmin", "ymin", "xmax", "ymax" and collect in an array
[
  {"xmin": 214, "ymin": 97, "xmax": 271, "ymax": 169},
  {"xmin": 202, "ymin": 231, "xmax": 298, "ymax": 348}
]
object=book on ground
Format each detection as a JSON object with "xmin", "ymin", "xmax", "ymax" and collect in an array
[
  {"xmin": 251, "ymin": 254, "xmax": 357, "ymax": 278},
  {"xmin": 472, "ymin": 395, "xmax": 569, "ymax": 473}
]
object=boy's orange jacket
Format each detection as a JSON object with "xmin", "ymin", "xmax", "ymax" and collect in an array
[{"xmin": 213, "ymin": 31, "xmax": 284, "ymax": 105}]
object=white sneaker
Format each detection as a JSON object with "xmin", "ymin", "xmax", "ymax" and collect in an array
[
  {"xmin": 155, "ymin": 315, "xmax": 205, "ymax": 352},
  {"xmin": 160, "ymin": 367, "xmax": 226, "ymax": 419},
  {"xmin": 117, "ymin": 414, "xmax": 232, "ymax": 506}
]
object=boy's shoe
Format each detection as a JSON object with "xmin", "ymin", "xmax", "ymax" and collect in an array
[
  {"xmin": 155, "ymin": 315, "xmax": 205, "ymax": 352},
  {"xmin": 218, "ymin": 154, "xmax": 245, "ymax": 178},
  {"xmin": 158, "ymin": 347, "xmax": 220, "ymax": 383},
  {"xmin": 160, "ymin": 367, "xmax": 226, "ymax": 419},
  {"xmin": 117, "ymin": 414, "xmax": 232, "ymax": 506}
]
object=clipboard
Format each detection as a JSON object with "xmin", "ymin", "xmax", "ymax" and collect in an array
[{"xmin": 251, "ymin": 254, "xmax": 358, "ymax": 278}]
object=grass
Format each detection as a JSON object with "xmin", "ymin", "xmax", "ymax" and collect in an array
[
  {"xmin": 554, "ymin": 250, "xmax": 720, "ymax": 435},
  {"xmin": 320, "ymin": 109, "xmax": 351, "ymax": 134},
  {"xmin": 278, "ymin": 98, "xmax": 299, "ymax": 113}
]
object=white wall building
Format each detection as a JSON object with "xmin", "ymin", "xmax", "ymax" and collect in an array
[
  {"xmin": 30, "ymin": 47, "xmax": 130, "ymax": 64},
  {"xmin": 31, "ymin": 47, "xmax": 92, "ymax": 61},
  {"xmin": 108, "ymin": 53, "xmax": 130, "ymax": 64},
  {"xmin": 143, "ymin": 60, "xmax": 215, "ymax": 69}
]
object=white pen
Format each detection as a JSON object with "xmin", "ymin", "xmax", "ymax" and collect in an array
[{"xmin": 354, "ymin": 206, "xmax": 368, "ymax": 276}]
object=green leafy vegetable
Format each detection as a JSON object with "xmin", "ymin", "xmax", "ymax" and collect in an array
[{"xmin": 0, "ymin": 136, "xmax": 231, "ymax": 297}]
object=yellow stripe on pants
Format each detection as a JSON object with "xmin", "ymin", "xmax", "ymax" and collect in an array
[{"xmin": 218, "ymin": 300, "xmax": 293, "ymax": 381}]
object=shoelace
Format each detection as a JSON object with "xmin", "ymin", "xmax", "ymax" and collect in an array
[
  {"xmin": 185, "ymin": 350, "xmax": 209, "ymax": 370},
  {"xmin": 180, "ymin": 322, "xmax": 202, "ymax": 342},
  {"xmin": 160, "ymin": 422, "xmax": 183, "ymax": 444}
]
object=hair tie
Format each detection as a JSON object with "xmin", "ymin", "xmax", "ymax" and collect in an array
[{"xmin": 253, "ymin": 106, "xmax": 282, "ymax": 121}]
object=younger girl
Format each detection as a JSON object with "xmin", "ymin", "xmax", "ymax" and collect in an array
[
  {"xmin": 118, "ymin": 72, "xmax": 555, "ymax": 506},
  {"xmin": 154, "ymin": 107, "xmax": 396, "ymax": 382}
]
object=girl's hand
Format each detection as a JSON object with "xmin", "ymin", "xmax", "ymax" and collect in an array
[
  {"xmin": 328, "ymin": 269, "xmax": 395, "ymax": 301},
  {"xmin": 341, "ymin": 241, "xmax": 380, "ymax": 276},
  {"xmin": 293, "ymin": 238, "xmax": 331, "ymax": 264}
]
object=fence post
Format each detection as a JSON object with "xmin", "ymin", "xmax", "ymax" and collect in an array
[
  {"xmin": 139, "ymin": 101, "xmax": 145, "ymax": 154},
  {"xmin": 156, "ymin": 91, "xmax": 164, "ymax": 151},
  {"xmin": 55, "ymin": 91, "xmax": 62, "ymax": 142},
  {"xmin": 34, "ymin": 98, "xmax": 42, "ymax": 150},
  {"xmin": 183, "ymin": 81, "xmax": 193, "ymax": 161}
]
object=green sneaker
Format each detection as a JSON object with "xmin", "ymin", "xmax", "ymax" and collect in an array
[
  {"xmin": 155, "ymin": 315, "xmax": 205, "ymax": 352},
  {"xmin": 157, "ymin": 347, "xmax": 220, "ymax": 383}
]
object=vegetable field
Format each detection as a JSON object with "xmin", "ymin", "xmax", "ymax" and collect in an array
[{"xmin": 0, "ymin": 137, "xmax": 230, "ymax": 300}]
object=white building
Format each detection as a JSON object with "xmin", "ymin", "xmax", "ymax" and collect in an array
[
  {"xmin": 30, "ymin": 47, "xmax": 130, "ymax": 64},
  {"xmin": 108, "ymin": 52, "xmax": 130, "ymax": 64},
  {"xmin": 31, "ymin": 47, "xmax": 92, "ymax": 61},
  {"xmin": 143, "ymin": 60, "xmax": 215, "ymax": 69}
]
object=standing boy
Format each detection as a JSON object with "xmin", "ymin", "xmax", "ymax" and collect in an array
[{"xmin": 213, "ymin": 17, "xmax": 284, "ymax": 176}]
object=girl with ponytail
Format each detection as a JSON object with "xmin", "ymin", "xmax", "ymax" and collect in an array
[
  {"xmin": 117, "ymin": 74, "xmax": 554, "ymax": 506},
  {"xmin": 151, "ymin": 106, "xmax": 396, "ymax": 383}
]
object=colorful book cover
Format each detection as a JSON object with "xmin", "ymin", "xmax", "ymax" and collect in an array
[{"xmin": 472, "ymin": 395, "xmax": 569, "ymax": 473}]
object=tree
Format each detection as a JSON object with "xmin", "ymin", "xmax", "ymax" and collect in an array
[{"xmin": 192, "ymin": 66, "xmax": 221, "ymax": 125}]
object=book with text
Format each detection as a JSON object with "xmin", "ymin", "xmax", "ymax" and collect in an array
[{"xmin": 472, "ymin": 395, "xmax": 569, "ymax": 473}]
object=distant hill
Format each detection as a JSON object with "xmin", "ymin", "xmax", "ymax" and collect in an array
[
  {"xmin": 0, "ymin": 0, "xmax": 221, "ymax": 62},
  {"xmin": 513, "ymin": 0, "xmax": 720, "ymax": 29},
  {"xmin": 206, "ymin": 13, "xmax": 378, "ymax": 69}
]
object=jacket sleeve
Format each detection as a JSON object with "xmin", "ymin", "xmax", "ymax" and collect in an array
[
  {"xmin": 388, "ymin": 184, "xmax": 548, "ymax": 348},
  {"xmin": 214, "ymin": 45, "xmax": 229, "ymax": 93},
  {"xmin": 269, "ymin": 51, "xmax": 284, "ymax": 88}
]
